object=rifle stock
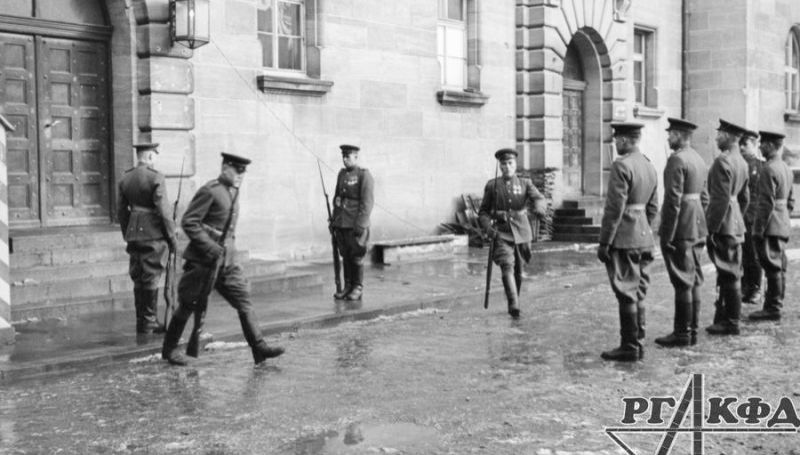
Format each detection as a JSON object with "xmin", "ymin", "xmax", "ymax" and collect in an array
[
  {"xmin": 483, "ymin": 162, "xmax": 500, "ymax": 309},
  {"xmin": 318, "ymin": 160, "xmax": 342, "ymax": 293}
]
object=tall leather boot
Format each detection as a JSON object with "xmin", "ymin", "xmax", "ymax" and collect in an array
[
  {"xmin": 637, "ymin": 300, "xmax": 646, "ymax": 340},
  {"xmin": 133, "ymin": 288, "xmax": 144, "ymax": 333},
  {"xmin": 749, "ymin": 273, "xmax": 782, "ymax": 321},
  {"xmin": 345, "ymin": 261, "xmax": 363, "ymax": 301},
  {"xmin": 140, "ymin": 289, "xmax": 165, "ymax": 334},
  {"xmin": 712, "ymin": 286, "xmax": 723, "ymax": 325},
  {"xmin": 502, "ymin": 271, "xmax": 520, "ymax": 318},
  {"xmin": 239, "ymin": 312, "xmax": 284, "ymax": 364},
  {"xmin": 601, "ymin": 302, "xmax": 640, "ymax": 361},
  {"xmin": 707, "ymin": 282, "xmax": 741, "ymax": 335},
  {"xmin": 655, "ymin": 289, "xmax": 691, "ymax": 347},
  {"xmin": 334, "ymin": 259, "xmax": 352, "ymax": 300},
  {"xmin": 690, "ymin": 286, "xmax": 701, "ymax": 345},
  {"xmin": 162, "ymin": 304, "xmax": 192, "ymax": 366}
]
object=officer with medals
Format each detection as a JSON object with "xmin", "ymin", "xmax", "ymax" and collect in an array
[
  {"xmin": 117, "ymin": 143, "xmax": 177, "ymax": 334},
  {"xmin": 705, "ymin": 119, "xmax": 750, "ymax": 336},
  {"xmin": 740, "ymin": 129, "xmax": 765, "ymax": 305},
  {"xmin": 331, "ymin": 145, "xmax": 375, "ymax": 301},
  {"xmin": 749, "ymin": 130, "xmax": 794, "ymax": 321},
  {"xmin": 161, "ymin": 153, "xmax": 285, "ymax": 366},
  {"xmin": 655, "ymin": 118, "xmax": 709, "ymax": 347},
  {"xmin": 478, "ymin": 148, "xmax": 546, "ymax": 319},
  {"xmin": 597, "ymin": 123, "xmax": 658, "ymax": 362}
]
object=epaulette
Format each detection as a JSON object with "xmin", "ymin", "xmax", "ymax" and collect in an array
[
  {"xmin": 643, "ymin": 154, "xmax": 651, "ymax": 162},
  {"xmin": 124, "ymin": 167, "xmax": 135, "ymax": 173},
  {"xmin": 207, "ymin": 179, "xmax": 221, "ymax": 187}
]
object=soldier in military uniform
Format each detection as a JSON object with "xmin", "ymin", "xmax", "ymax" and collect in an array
[
  {"xmin": 161, "ymin": 153, "xmax": 285, "ymax": 366},
  {"xmin": 597, "ymin": 123, "xmax": 658, "ymax": 361},
  {"xmin": 705, "ymin": 119, "xmax": 750, "ymax": 336},
  {"xmin": 740, "ymin": 129, "xmax": 764, "ymax": 305},
  {"xmin": 749, "ymin": 131, "xmax": 794, "ymax": 321},
  {"xmin": 655, "ymin": 118, "xmax": 709, "ymax": 347},
  {"xmin": 117, "ymin": 143, "xmax": 177, "ymax": 334},
  {"xmin": 331, "ymin": 144, "xmax": 375, "ymax": 302},
  {"xmin": 478, "ymin": 148, "xmax": 546, "ymax": 319}
]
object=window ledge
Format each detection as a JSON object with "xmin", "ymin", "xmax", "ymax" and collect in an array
[
  {"xmin": 436, "ymin": 89, "xmax": 489, "ymax": 108},
  {"xmin": 633, "ymin": 105, "xmax": 665, "ymax": 119},
  {"xmin": 256, "ymin": 74, "xmax": 333, "ymax": 97},
  {"xmin": 784, "ymin": 111, "xmax": 800, "ymax": 123}
]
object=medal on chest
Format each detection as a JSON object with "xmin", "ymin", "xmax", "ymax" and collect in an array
[{"xmin": 345, "ymin": 175, "xmax": 359, "ymax": 186}]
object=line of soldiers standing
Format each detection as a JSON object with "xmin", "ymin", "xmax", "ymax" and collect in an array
[{"xmin": 597, "ymin": 118, "xmax": 794, "ymax": 362}]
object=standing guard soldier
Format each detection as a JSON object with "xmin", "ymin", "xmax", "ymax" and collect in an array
[
  {"xmin": 161, "ymin": 153, "xmax": 285, "ymax": 366},
  {"xmin": 706, "ymin": 119, "xmax": 750, "ymax": 336},
  {"xmin": 655, "ymin": 118, "xmax": 709, "ymax": 347},
  {"xmin": 478, "ymin": 148, "xmax": 546, "ymax": 318},
  {"xmin": 597, "ymin": 123, "xmax": 658, "ymax": 361},
  {"xmin": 740, "ymin": 129, "xmax": 764, "ymax": 305},
  {"xmin": 331, "ymin": 145, "xmax": 375, "ymax": 301},
  {"xmin": 749, "ymin": 131, "xmax": 794, "ymax": 321},
  {"xmin": 117, "ymin": 143, "xmax": 177, "ymax": 334}
]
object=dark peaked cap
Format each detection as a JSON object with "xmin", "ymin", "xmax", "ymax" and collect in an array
[
  {"xmin": 666, "ymin": 117, "xmax": 697, "ymax": 132},
  {"xmin": 717, "ymin": 119, "xmax": 748, "ymax": 136},
  {"xmin": 743, "ymin": 128, "xmax": 759, "ymax": 139},
  {"xmin": 221, "ymin": 152, "xmax": 251, "ymax": 171},
  {"xmin": 494, "ymin": 148, "xmax": 518, "ymax": 160},
  {"xmin": 759, "ymin": 130, "xmax": 786, "ymax": 143},
  {"xmin": 133, "ymin": 143, "xmax": 159, "ymax": 153},
  {"xmin": 340, "ymin": 144, "xmax": 360, "ymax": 154},
  {"xmin": 610, "ymin": 122, "xmax": 644, "ymax": 136}
]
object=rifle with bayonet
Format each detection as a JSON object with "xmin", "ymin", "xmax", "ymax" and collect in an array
[
  {"xmin": 185, "ymin": 186, "xmax": 240, "ymax": 358},
  {"xmin": 163, "ymin": 156, "xmax": 185, "ymax": 328},
  {"xmin": 317, "ymin": 159, "xmax": 342, "ymax": 295},
  {"xmin": 484, "ymin": 162, "xmax": 500, "ymax": 309}
]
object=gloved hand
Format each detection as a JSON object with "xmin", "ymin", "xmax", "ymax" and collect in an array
[
  {"xmin": 207, "ymin": 243, "xmax": 224, "ymax": 261},
  {"xmin": 485, "ymin": 226, "xmax": 498, "ymax": 239},
  {"xmin": 353, "ymin": 226, "xmax": 364, "ymax": 237},
  {"xmin": 597, "ymin": 244, "xmax": 611, "ymax": 264}
]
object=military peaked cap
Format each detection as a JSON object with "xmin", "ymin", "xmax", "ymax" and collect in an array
[
  {"xmin": 743, "ymin": 128, "xmax": 759, "ymax": 139},
  {"xmin": 340, "ymin": 144, "xmax": 360, "ymax": 155},
  {"xmin": 717, "ymin": 119, "xmax": 748, "ymax": 136},
  {"xmin": 494, "ymin": 148, "xmax": 518, "ymax": 160},
  {"xmin": 758, "ymin": 130, "xmax": 786, "ymax": 143},
  {"xmin": 133, "ymin": 143, "xmax": 159, "ymax": 153},
  {"xmin": 610, "ymin": 122, "xmax": 644, "ymax": 137},
  {"xmin": 221, "ymin": 152, "xmax": 251, "ymax": 172},
  {"xmin": 665, "ymin": 117, "xmax": 697, "ymax": 132}
]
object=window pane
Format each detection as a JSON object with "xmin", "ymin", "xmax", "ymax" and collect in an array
[
  {"xmin": 793, "ymin": 36, "xmax": 800, "ymax": 68},
  {"xmin": 258, "ymin": 34, "xmax": 273, "ymax": 67},
  {"xmin": 447, "ymin": 0, "xmax": 464, "ymax": 21},
  {"xmin": 445, "ymin": 27, "xmax": 464, "ymax": 58},
  {"xmin": 257, "ymin": 7, "xmax": 273, "ymax": 32},
  {"xmin": 278, "ymin": 36, "xmax": 303, "ymax": 70},
  {"xmin": 633, "ymin": 62, "xmax": 643, "ymax": 84},
  {"xmin": 634, "ymin": 82, "xmax": 643, "ymax": 104},
  {"xmin": 634, "ymin": 32, "xmax": 643, "ymax": 54},
  {"xmin": 794, "ymin": 74, "xmax": 800, "ymax": 110},
  {"xmin": 279, "ymin": 1, "xmax": 302, "ymax": 36},
  {"xmin": 445, "ymin": 57, "xmax": 465, "ymax": 87}
]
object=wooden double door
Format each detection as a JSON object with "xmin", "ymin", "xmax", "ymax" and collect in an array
[{"xmin": 0, "ymin": 32, "xmax": 111, "ymax": 227}]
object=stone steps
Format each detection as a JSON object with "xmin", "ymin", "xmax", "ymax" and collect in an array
[{"xmin": 551, "ymin": 199, "xmax": 601, "ymax": 243}]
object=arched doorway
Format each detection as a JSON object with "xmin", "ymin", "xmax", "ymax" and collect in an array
[{"xmin": 0, "ymin": 1, "xmax": 112, "ymax": 227}]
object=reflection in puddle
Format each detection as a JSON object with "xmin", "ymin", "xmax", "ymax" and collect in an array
[{"xmin": 280, "ymin": 422, "xmax": 440, "ymax": 455}]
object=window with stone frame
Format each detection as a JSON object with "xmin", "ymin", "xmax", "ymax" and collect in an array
[
  {"xmin": 437, "ymin": 0, "xmax": 467, "ymax": 89},
  {"xmin": 633, "ymin": 27, "xmax": 657, "ymax": 108},
  {"xmin": 786, "ymin": 29, "xmax": 800, "ymax": 112},
  {"xmin": 257, "ymin": 0, "xmax": 305, "ymax": 73}
]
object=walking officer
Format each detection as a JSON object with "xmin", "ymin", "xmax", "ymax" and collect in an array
[
  {"xmin": 749, "ymin": 131, "xmax": 794, "ymax": 321},
  {"xmin": 478, "ymin": 148, "xmax": 546, "ymax": 318},
  {"xmin": 117, "ymin": 143, "xmax": 177, "ymax": 334},
  {"xmin": 331, "ymin": 144, "xmax": 374, "ymax": 301},
  {"xmin": 740, "ymin": 129, "xmax": 764, "ymax": 305},
  {"xmin": 161, "ymin": 153, "xmax": 285, "ymax": 366},
  {"xmin": 655, "ymin": 118, "xmax": 709, "ymax": 347},
  {"xmin": 706, "ymin": 119, "xmax": 750, "ymax": 336},
  {"xmin": 597, "ymin": 123, "xmax": 658, "ymax": 361}
]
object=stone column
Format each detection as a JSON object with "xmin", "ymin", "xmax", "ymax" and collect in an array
[{"xmin": 0, "ymin": 115, "xmax": 15, "ymax": 344}]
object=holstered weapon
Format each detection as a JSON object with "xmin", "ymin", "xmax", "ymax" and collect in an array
[
  {"xmin": 318, "ymin": 160, "xmax": 342, "ymax": 294},
  {"xmin": 186, "ymin": 186, "xmax": 240, "ymax": 357},
  {"xmin": 163, "ymin": 156, "xmax": 185, "ymax": 327},
  {"xmin": 483, "ymin": 163, "xmax": 500, "ymax": 309}
]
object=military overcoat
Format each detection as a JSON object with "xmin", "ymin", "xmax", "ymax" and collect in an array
[
  {"xmin": 117, "ymin": 163, "xmax": 175, "ymax": 242},
  {"xmin": 478, "ymin": 175, "xmax": 544, "ymax": 244},
  {"xmin": 658, "ymin": 147, "xmax": 709, "ymax": 243}
]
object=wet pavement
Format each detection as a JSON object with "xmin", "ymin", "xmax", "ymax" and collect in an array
[{"xmin": 2, "ymin": 243, "xmax": 800, "ymax": 453}]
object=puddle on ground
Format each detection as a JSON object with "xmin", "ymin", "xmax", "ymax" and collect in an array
[{"xmin": 279, "ymin": 422, "xmax": 440, "ymax": 455}]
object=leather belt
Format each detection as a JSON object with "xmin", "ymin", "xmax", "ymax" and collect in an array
[
  {"xmin": 681, "ymin": 193, "xmax": 700, "ymax": 201},
  {"xmin": 202, "ymin": 223, "xmax": 223, "ymax": 240},
  {"xmin": 775, "ymin": 199, "xmax": 788, "ymax": 207},
  {"xmin": 130, "ymin": 205, "xmax": 156, "ymax": 213},
  {"xmin": 625, "ymin": 203, "xmax": 646, "ymax": 212}
]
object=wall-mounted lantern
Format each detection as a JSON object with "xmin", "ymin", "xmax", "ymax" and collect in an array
[{"xmin": 170, "ymin": 0, "xmax": 210, "ymax": 49}]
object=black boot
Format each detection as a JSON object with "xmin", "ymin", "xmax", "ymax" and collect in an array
[
  {"xmin": 636, "ymin": 300, "xmax": 646, "ymax": 340},
  {"xmin": 690, "ymin": 286, "xmax": 701, "ymax": 345},
  {"xmin": 133, "ymin": 288, "xmax": 144, "ymax": 333},
  {"xmin": 655, "ymin": 290, "xmax": 691, "ymax": 347},
  {"xmin": 345, "ymin": 262, "xmax": 363, "ymax": 301},
  {"xmin": 502, "ymin": 271, "xmax": 520, "ymax": 319},
  {"xmin": 601, "ymin": 303, "xmax": 641, "ymax": 362},
  {"xmin": 711, "ymin": 286, "xmax": 723, "ymax": 325},
  {"xmin": 750, "ymin": 273, "xmax": 782, "ymax": 321},
  {"xmin": 140, "ymin": 289, "xmax": 165, "ymax": 334},
  {"xmin": 707, "ymin": 283, "xmax": 741, "ymax": 335},
  {"xmin": 162, "ymin": 305, "xmax": 192, "ymax": 366},
  {"xmin": 334, "ymin": 260, "xmax": 352, "ymax": 300},
  {"xmin": 239, "ymin": 312, "xmax": 285, "ymax": 364}
]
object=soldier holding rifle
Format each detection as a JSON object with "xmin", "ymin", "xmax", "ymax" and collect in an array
[
  {"xmin": 478, "ymin": 148, "xmax": 545, "ymax": 319},
  {"xmin": 161, "ymin": 153, "xmax": 285, "ymax": 366}
]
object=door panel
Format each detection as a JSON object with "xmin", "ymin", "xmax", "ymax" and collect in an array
[
  {"xmin": 37, "ymin": 36, "xmax": 110, "ymax": 226},
  {"xmin": 562, "ymin": 88, "xmax": 584, "ymax": 196},
  {"xmin": 0, "ymin": 32, "xmax": 39, "ymax": 226}
]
